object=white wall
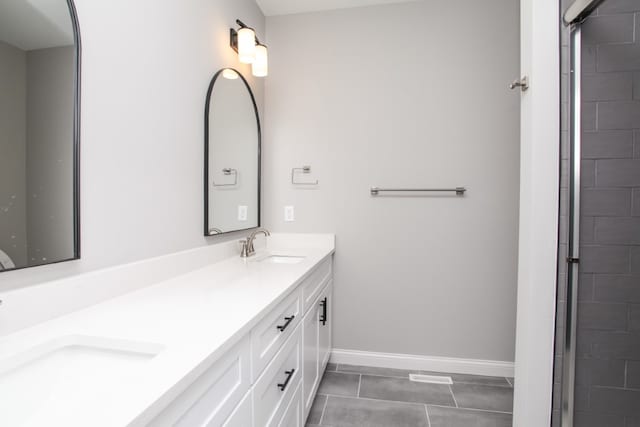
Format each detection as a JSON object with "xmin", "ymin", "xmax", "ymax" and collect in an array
[
  {"xmin": 0, "ymin": 42, "xmax": 27, "ymax": 268},
  {"xmin": 0, "ymin": 0, "xmax": 265, "ymax": 291},
  {"xmin": 264, "ymin": 1, "xmax": 520, "ymax": 362}
]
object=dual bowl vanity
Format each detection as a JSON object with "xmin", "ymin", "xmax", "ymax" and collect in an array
[{"xmin": 0, "ymin": 234, "xmax": 335, "ymax": 427}]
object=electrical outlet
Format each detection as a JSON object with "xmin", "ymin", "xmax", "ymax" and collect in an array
[
  {"xmin": 284, "ymin": 206, "xmax": 295, "ymax": 222},
  {"xmin": 238, "ymin": 205, "xmax": 248, "ymax": 221}
]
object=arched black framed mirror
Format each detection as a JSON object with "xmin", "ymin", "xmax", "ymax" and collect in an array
[
  {"xmin": 0, "ymin": 0, "xmax": 81, "ymax": 272},
  {"xmin": 204, "ymin": 68, "xmax": 261, "ymax": 236}
]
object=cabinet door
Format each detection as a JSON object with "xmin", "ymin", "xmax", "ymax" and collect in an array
[
  {"xmin": 318, "ymin": 283, "xmax": 332, "ymax": 370},
  {"xmin": 302, "ymin": 300, "xmax": 320, "ymax": 416},
  {"xmin": 222, "ymin": 390, "xmax": 252, "ymax": 427},
  {"xmin": 149, "ymin": 335, "xmax": 251, "ymax": 427}
]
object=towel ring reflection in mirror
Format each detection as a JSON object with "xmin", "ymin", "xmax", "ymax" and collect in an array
[
  {"xmin": 291, "ymin": 166, "xmax": 318, "ymax": 185},
  {"xmin": 212, "ymin": 168, "xmax": 238, "ymax": 187}
]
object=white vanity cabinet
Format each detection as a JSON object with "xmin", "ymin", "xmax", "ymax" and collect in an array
[{"xmin": 147, "ymin": 255, "xmax": 333, "ymax": 427}]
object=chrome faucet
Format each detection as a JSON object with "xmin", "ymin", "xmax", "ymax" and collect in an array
[{"xmin": 240, "ymin": 228, "xmax": 271, "ymax": 258}]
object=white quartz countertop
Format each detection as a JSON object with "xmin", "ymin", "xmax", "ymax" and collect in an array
[{"xmin": 0, "ymin": 236, "xmax": 334, "ymax": 426}]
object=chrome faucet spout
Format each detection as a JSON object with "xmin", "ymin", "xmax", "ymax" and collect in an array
[{"xmin": 241, "ymin": 228, "xmax": 271, "ymax": 258}]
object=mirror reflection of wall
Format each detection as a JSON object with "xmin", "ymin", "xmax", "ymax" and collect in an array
[
  {"xmin": 0, "ymin": 0, "xmax": 79, "ymax": 271},
  {"xmin": 205, "ymin": 69, "xmax": 260, "ymax": 235}
]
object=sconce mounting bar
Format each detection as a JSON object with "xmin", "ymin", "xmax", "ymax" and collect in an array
[{"xmin": 230, "ymin": 19, "xmax": 263, "ymax": 53}]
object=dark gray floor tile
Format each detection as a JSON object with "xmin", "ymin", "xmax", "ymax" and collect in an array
[
  {"xmin": 420, "ymin": 371, "xmax": 511, "ymax": 387},
  {"xmin": 427, "ymin": 405, "xmax": 512, "ymax": 427},
  {"xmin": 358, "ymin": 375, "xmax": 456, "ymax": 406},
  {"xmin": 451, "ymin": 383, "xmax": 514, "ymax": 413},
  {"xmin": 326, "ymin": 362, "xmax": 337, "ymax": 372},
  {"xmin": 310, "ymin": 366, "xmax": 516, "ymax": 426},
  {"xmin": 307, "ymin": 394, "xmax": 326, "ymax": 425},
  {"xmin": 322, "ymin": 395, "xmax": 428, "ymax": 427},
  {"xmin": 338, "ymin": 364, "xmax": 416, "ymax": 378},
  {"xmin": 317, "ymin": 371, "xmax": 360, "ymax": 397}
]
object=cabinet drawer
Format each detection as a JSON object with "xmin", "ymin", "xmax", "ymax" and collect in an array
[
  {"xmin": 222, "ymin": 389, "xmax": 252, "ymax": 427},
  {"xmin": 276, "ymin": 382, "xmax": 303, "ymax": 427},
  {"xmin": 300, "ymin": 258, "xmax": 332, "ymax": 314},
  {"xmin": 149, "ymin": 335, "xmax": 251, "ymax": 427},
  {"xmin": 252, "ymin": 288, "xmax": 302, "ymax": 379},
  {"xmin": 253, "ymin": 325, "xmax": 302, "ymax": 427}
]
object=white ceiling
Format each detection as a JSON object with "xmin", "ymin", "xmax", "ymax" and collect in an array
[
  {"xmin": 0, "ymin": 0, "xmax": 74, "ymax": 51},
  {"xmin": 256, "ymin": 0, "xmax": 423, "ymax": 17}
]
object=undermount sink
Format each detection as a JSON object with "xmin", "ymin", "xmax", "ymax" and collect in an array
[
  {"xmin": 0, "ymin": 335, "xmax": 163, "ymax": 426},
  {"xmin": 259, "ymin": 255, "xmax": 305, "ymax": 264}
]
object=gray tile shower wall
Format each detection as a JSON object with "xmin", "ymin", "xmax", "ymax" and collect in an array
[{"xmin": 554, "ymin": 0, "xmax": 640, "ymax": 425}]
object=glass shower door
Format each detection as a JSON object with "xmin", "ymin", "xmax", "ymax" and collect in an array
[{"xmin": 553, "ymin": 0, "xmax": 640, "ymax": 426}]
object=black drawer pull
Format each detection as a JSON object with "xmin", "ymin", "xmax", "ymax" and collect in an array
[
  {"xmin": 277, "ymin": 369, "xmax": 295, "ymax": 391},
  {"xmin": 320, "ymin": 297, "xmax": 328, "ymax": 326},
  {"xmin": 277, "ymin": 315, "xmax": 295, "ymax": 332}
]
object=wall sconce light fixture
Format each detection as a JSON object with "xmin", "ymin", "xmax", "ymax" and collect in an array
[{"xmin": 230, "ymin": 19, "xmax": 268, "ymax": 77}]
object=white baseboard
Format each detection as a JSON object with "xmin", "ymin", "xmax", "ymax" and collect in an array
[{"xmin": 330, "ymin": 348, "xmax": 514, "ymax": 378}]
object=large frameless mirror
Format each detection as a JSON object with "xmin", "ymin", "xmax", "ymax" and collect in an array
[
  {"xmin": 204, "ymin": 68, "xmax": 260, "ymax": 235},
  {"xmin": 0, "ymin": 0, "xmax": 81, "ymax": 272}
]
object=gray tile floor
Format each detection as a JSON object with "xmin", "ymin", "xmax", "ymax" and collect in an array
[{"xmin": 306, "ymin": 364, "xmax": 514, "ymax": 427}]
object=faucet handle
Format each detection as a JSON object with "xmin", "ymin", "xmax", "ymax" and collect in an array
[{"xmin": 239, "ymin": 239, "xmax": 250, "ymax": 258}]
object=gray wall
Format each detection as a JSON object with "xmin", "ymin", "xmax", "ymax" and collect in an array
[
  {"xmin": 0, "ymin": 0, "xmax": 265, "ymax": 291},
  {"xmin": 264, "ymin": 0, "xmax": 520, "ymax": 362},
  {"xmin": 0, "ymin": 41, "xmax": 27, "ymax": 267},
  {"xmin": 26, "ymin": 46, "xmax": 75, "ymax": 266},
  {"xmin": 553, "ymin": 0, "xmax": 640, "ymax": 425}
]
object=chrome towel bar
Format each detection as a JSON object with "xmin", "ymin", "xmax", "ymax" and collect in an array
[{"xmin": 370, "ymin": 187, "xmax": 466, "ymax": 196}]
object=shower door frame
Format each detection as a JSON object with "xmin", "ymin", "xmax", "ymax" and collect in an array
[
  {"xmin": 561, "ymin": 22, "xmax": 582, "ymax": 427},
  {"xmin": 559, "ymin": 1, "xmax": 604, "ymax": 426}
]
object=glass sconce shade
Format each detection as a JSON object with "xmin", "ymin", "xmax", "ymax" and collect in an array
[
  {"xmin": 237, "ymin": 27, "xmax": 256, "ymax": 63},
  {"xmin": 252, "ymin": 44, "xmax": 268, "ymax": 77}
]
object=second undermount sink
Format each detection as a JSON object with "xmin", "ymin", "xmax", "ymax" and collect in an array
[
  {"xmin": 259, "ymin": 255, "xmax": 305, "ymax": 264},
  {"xmin": 0, "ymin": 335, "xmax": 163, "ymax": 426}
]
